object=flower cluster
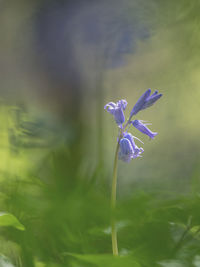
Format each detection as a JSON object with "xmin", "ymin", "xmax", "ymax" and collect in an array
[{"xmin": 104, "ymin": 89, "xmax": 162, "ymax": 162}]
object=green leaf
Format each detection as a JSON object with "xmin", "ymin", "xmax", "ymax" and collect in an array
[
  {"xmin": 0, "ymin": 212, "xmax": 25, "ymax": 231},
  {"xmin": 190, "ymin": 226, "xmax": 200, "ymax": 235},
  {"xmin": 65, "ymin": 253, "xmax": 141, "ymax": 267}
]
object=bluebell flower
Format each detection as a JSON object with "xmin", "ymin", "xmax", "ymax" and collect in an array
[
  {"xmin": 130, "ymin": 89, "xmax": 162, "ymax": 117},
  {"xmin": 118, "ymin": 133, "xmax": 144, "ymax": 162},
  {"xmin": 123, "ymin": 133, "xmax": 144, "ymax": 158},
  {"xmin": 118, "ymin": 138, "xmax": 133, "ymax": 162},
  {"xmin": 104, "ymin": 100, "xmax": 127, "ymax": 126},
  {"xmin": 104, "ymin": 90, "xmax": 162, "ymax": 163},
  {"xmin": 132, "ymin": 120, "xmax": 157, "ymax": 139}
]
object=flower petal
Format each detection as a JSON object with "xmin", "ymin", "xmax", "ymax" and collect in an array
[
  {"xmin": 104, "ymin": 99, "xmax": 127, "ymax": 126},
  {"xmin": 118, "ymin": 138, "xmax": 133, "ymax": 162},
  {"xmin": 104, "ymin": 102, "xmax": 117, "ymax": 114},
  {"xmin": 123, "ymin": 133, "xmax": 144, "ymax": 159},
  {"xmin": 142, "ymin": 93, "xmax": 162, "ymax": 109},
  {"xmin": 132, "ymin": 120, "xmax": 158, "ymax": 139},
  {"xmin": 130, "ymin": 89, "xmax": 151, "ymax": 117},
  {"xmin": 117, "ymin": 99, "xmax": 128, "ymax": 110},
  {"xmin": 124, "ymin": 133, "xmax": 137, "ymax": 150},
  {"xmin": 114, "ymin": 108, "xmax": 125, "ymax": 125}
]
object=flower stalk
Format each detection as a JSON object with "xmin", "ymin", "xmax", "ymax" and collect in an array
[
  {"xmin": 111, "ymin": 140, "xmax": 120, "ymax": 256},
  {"xmin": 104, "ymin": 88, "xmax": 162, "ymax": 255}
]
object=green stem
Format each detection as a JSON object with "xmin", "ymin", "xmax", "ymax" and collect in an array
[{"xmin": 111, "ymin": 141, "xmax": 120, "ymax": 256}]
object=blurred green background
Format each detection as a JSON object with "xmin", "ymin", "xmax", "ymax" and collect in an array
[{"xmin": 0, "ymin": 0, "xmax": 200, "ymax": 266}]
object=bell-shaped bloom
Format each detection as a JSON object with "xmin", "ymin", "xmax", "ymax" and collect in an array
[
  {"xmin": 118, "ymin": 138, "xmax": 133, "ymax": 162},
  {"xmin": 130, "ymin": 89, "xmax": 162, "ymax": 117},
  {"xmin": 104, "ymin": 99, "xmax": 127, "ymax": 126},
  {"xmin": 118, "ymin": 133, "xmax": 144, "ymax": 162},
  {"xmin": 132, "ymin": 120, "xmax": 157, "ymax": 139},
  {"xmin": 123, "ymin": 133, "xmax": 144, "ymax": 158}
]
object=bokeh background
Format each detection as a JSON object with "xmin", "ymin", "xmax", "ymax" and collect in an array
[{"xmin": 0, "ymin": 0, "xmax": 200, "ymax": 266}]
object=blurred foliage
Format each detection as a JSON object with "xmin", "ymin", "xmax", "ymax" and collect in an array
[
  {"xmin": 1, "ymin": 0, "xmax": 200, "ymax": 266},
  {"xmin": 0, "ymin": 105, "xmax": 200, "ymax": 267}
]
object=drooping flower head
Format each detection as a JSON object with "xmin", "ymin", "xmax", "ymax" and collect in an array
[
  {"xmin": 118, "ymin": 133, "xmax": 144, "ymax": 162},
  {"xmin": 104, "ymin": 99, "xmax": 127, "ymax": 126},
  {"xmin": 132, "ymin": 120, "xmax": 157, "ymax": 139},
  {"xmin": 104, "ymin": 89, "xmax": 162, "ymax": 162},
  {"xmin": 118, "ymin": 138, "xmax": 133, "ymax": 163}
]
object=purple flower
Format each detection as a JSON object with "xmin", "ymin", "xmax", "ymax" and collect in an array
[
  {"xmin": 141, "ymin": 90, "xmax": 162, "ymax": 110},
  {"xmin": 104, "ymin": 91, "xmax": 162, "ymax": 163},
  {"xmin": 118, "ymin": 138, "xmax": 133, "ymax": 162},
  {"xmin": 118, "ymin": 133, "xmax": 144, "ymax": 162},
  {"xmin": 130, "ymin": 89, "xmax": 162, "ymax": 117},
  {"xmin": 123, "ymin": 133, "xmax": 144, "ymax": 158},
  {"xmin": 104, "ymin": 100, "xmax": 127, "ymax": 126},
  {"xmin": 132, "ymin": 120, "xmax": 157, "ymax": 139}
]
